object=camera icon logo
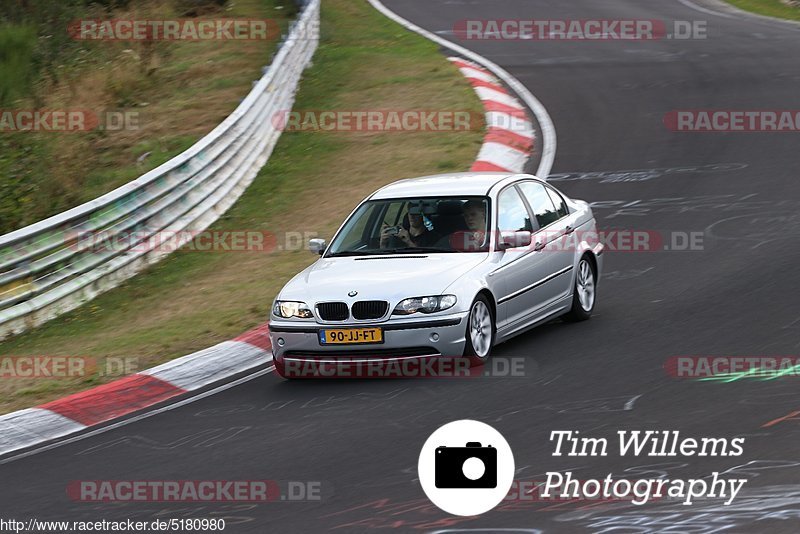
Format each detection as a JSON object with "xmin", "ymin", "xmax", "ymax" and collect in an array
[
  {"xmin": 435, "ymin": 442, "xmax": 497, "ymax": 489},
  {"xmin": 419, "ymin": 420, "xmax": 515, "ymax": 516}
]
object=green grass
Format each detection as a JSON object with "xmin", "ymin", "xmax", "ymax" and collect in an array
[
  {"xmin": 0, "ymin": 0, "xmax": 484, "ymax": 414},
  {"xmin": 0, "ymin": 24, "xmax": 36, "ymax": 105},
  {"xmin": 0, "ymin": 0, "xmax": 295, "ymax": 234},
  {"xmin": 725, "ymin": 0, "xmax": 800, "ymax": 20}
]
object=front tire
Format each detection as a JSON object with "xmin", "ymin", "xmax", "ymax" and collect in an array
[
  {"xmin": 563, "ymin": 255, "xmax": 596, "ymax": 322},
  {"xmin": 463, "ymin": 294, "xmax": 495, "ymax": 366}
]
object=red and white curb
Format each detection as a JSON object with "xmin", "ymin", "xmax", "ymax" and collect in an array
[
  {"xmin": 368, "ymin": 0, "xmax": 556, "ymax": 178},
  {"xmin": 0, "ymin": 324, "xmax": 272, "ymax": 456},
  {"xmin": 0, "ymin": 1, "xmax": 555, "ymax": 460},
  {"xmin": 449, "ymin": 57, "xmax": 535, "ymax": 173}
]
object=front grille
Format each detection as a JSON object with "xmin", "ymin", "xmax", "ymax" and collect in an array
[
  {"xmin": 352, "ymin": 300, "xmax": 389, "ymax": 320},
  {"xmin": 316, "ymin": 302, "xmax": 349, "ymax": 321}
]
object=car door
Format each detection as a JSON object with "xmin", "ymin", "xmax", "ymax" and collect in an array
[
  {"xmin": 491, "ymin": 185, "xmax": 551, "ymax": 329},
  {"xmin": 517, "ymin": 181, "xmax": 576, "ymax": 303}
]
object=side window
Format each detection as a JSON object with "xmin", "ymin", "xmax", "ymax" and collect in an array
[
  {"xmin": 497, "ymin": 187, "xmax": 533, "ymax": 233},
  {"xmin": 546, "ymin": 187, "xmax": 569, "ymax": 219},
  {"xmin": 518, "ymin": 182, "xmax": 559, "ymax": 228}
]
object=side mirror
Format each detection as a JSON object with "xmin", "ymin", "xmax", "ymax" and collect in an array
[
  {"xmin": 498, "ymin": 231, "xmax": 532, "ymax": 250},
  {"xmin": 309, "ymin": 238, "xmax": 327, "ymax": 255}
]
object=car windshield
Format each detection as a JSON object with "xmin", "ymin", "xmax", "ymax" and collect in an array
[{"xmin": 326, "ymin": 196, "xmax": 491, "ymax": 256}]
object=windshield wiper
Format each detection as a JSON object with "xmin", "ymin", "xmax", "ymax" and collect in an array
[
  {"xmin": 381, "ymin": 247, "xmax": 455, "ymax": 254},
  {"xmin": 326, "ymin": 250, "xmax": 387, "ymax": 257},
  {"xmin": 327, "ymin": 247, "xmax": 453, "ymax": 257}
]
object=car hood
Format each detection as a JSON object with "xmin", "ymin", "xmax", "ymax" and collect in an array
[{"xmin": 278, "ymin": 254, "xmax": 488, "ymax": 303}]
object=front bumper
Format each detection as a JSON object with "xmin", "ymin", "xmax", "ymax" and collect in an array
[{"xmin": 269, "ymin": 313, "xmax": 469, "ymax": 364}]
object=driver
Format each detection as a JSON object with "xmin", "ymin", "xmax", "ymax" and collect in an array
[{"xmin": 380, "ymin": 202, "xmax": 440, "ymax": 249}]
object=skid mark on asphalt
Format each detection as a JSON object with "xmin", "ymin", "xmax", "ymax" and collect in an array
[
  {"xmin": 429, "ymin": 529, "xmax": 542, "ymax": 533},
  {"xmin": 590, "ymin": 192, "xmax": 791, "ymax": 219},
  {"xmin": 603, "ymin": 268, "xmax": 655, "ymax": 281},
  {"xmin": 781, "ymin": 316, "xmax": 800, "ymax": 330},
  {"xmin": 624, "ymin": 395, "xmax": 642, "ymax": 410},
  {"xmin": 484, "ymin": 394, "xmax": 645, "ymax": 422},
  {"xmin": 193, "ymin": 388, "xmax": 412, "ymax": 417},
  {"xmin": 548, "ymin": 162, "xmax": 747, "ymax": 184},
  {"xmin": 76, "ymin": 427, "xmax": 251, "ymax": 454},
  {"xmin": 706, "ymin": 211, "xmax": 800, "ymax": 250},
  {"xmin": 556, "ymin": 483, "xmax": 800, "ymax": 533}
]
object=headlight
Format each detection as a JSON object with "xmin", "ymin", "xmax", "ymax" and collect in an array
[
  {"xmin": 393, "ymin": 295, "xmax": 457, "ymax": 315},
  {"xmin": 273, "ymin": 300, "xmax": 314, "ymax": 319}
]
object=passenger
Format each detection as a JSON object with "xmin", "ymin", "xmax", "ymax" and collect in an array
[
  {"xmin": 462, "ymin": 199, "xmax": 487, "ymax": 234},
  {"xmin": 452, "ymin": 199, "xmax": 488, "ymax": 251},
  {"xmin": 430, "ymin": 200, "xmax": 489, "ymax": 251}
]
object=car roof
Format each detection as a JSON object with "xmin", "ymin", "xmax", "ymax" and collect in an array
[{"xmin": 369, "ymin": 172, "xmax": 538, "ymax": 200}]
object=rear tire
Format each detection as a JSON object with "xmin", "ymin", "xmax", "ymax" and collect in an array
[
  {"xmin": 563, "ymin": 255, "xmax": 596, "ymax": 322},
  {"xmin": 463, "ymin": 294, "xmax": 495, "ymax": 366}
]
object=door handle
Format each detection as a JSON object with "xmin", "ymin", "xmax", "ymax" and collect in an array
[
  {"xmin": 534, "ymin": 242, "xmax": 546, "ymax": 252},
  {"xmin": 564, "ymin": 225, "xmax": 575, "ymax": 235}
]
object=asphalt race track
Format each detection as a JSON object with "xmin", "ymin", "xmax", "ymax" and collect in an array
[{"xmin": 3, "ymin": 0, "xmax": 800, "ymax": 532}]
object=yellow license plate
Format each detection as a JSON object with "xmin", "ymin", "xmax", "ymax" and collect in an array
[{"xmin": 319, "ymin": 328, "xmax": 383, "ymax": 345}]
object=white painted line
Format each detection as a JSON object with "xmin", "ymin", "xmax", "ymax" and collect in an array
[
  {"xmin": 675, "ymin": 0, "xmax": 733, "ymax": 18},
  {"xmin": 0, "ymin": 364, "xmax": 275, "ymax": 464},
  {"xmin": 367, "ymin": 0, "xmax": 557, "ymax": 178},
  {"xmin": 703, "ymin": 0, "xmax": 800, "ymax": 27},
  {"xmin": 474, "ymin": 86, "xmax": 524, "ymax": 109}
]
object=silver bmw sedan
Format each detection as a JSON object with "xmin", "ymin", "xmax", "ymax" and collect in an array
[{"xmin": 269, "ymin": 172, "xmax": 603, "ymax": 378}]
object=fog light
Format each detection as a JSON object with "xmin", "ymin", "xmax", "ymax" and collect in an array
[
  {"xmin": 430, "ymin": 333, "xmax": 440, "ymax": 342},
  {"xmin": 277, "ymin": 338, "xmax": 285, "ymax": 347}
]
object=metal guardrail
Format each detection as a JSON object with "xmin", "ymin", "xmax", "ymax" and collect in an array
[{"xmin": 0, "ymin": 0, "xmax": 320, "ymax": 339}]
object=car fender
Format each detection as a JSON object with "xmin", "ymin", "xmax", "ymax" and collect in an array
[
  {"xmin": 572, "ymin": 217, "xmax": 604, "ymax": 282},
  {"xmin": 442, "ymin": 259, "xmax": 504, "ymax": 325}
]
